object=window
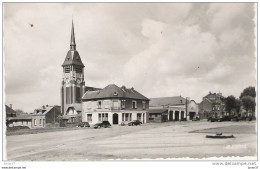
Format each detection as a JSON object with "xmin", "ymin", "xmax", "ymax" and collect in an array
[
  {"xmin": 142, "ymin": 101, "xmax": 146, "ymax": 109},
  {"xmin": 126, "ymin": 113, "xmax": 129, "ymax": 121},
  {"xmin": 104, "ymin": 101, "xmax": 109, "ymax": 109},
  {"xmin": 113, "ymin": 101, "xmax": 119, "ymax": 108},
  {"xmin": 71, "ymin": 117, "xmax": 75, "ymax": 123},
  {"xmin": 87, "ymin": 114, "xmax": 92, "ymax": 122},
  {"xmin": 103, "ymin": 113, "xmax": 108, "ymax": 121},
  {"xmin": 98, "ymin": 113, "xmax": 101, "ymax": 121},
  {"xmin": 64, "ymin": 66, "xmax": 71, "ymax": 73},
  {"xmin": 121, "ymin": 100, "xmax": 126, "ymax": 109},
  {"xmin": 132, "ymin": 101, "xmax": 137, "ymax": 109},
  {"xmin": 40, "ymin": 119, "xmax": 42, "ymax": 125},
  {"xmin": 137, "ymin": 113, "xmax": 141, "ymax": 120},
  {"xmin": 34, "ymin": 119, "xmax": 36, "ymax": 126},
  {"xmin": 98, "ymin": 101, "xmax": 102, "ymax": 109},
  {"xmin": 75, "ymin": 66, "xmax": 82, "ymax": 73}
]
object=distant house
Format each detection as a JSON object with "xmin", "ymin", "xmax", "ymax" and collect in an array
[
  {"xmin": 32, "ymin": 105, "xmax": 61, "ymax": 128},
  {"xmin": 149, "ymin": 96, "xmax": 199, "ymax": 121},
  {"xmin": 6, "ymin": 105, "xmax": 16, "ymax": 118},
  {"xmin": 148, "ymin": 109, "xmax": 168, "ymax": 123},
  {"xmin": 82, "ymin": 84, "xmax": 149, "ymax": 125},
  {"xmin": 199, "ymin": 92, "xmax": 226, "ymax": 118},
  {"xmin": 6, "ymin": 105, "xmax": 32, "ymax": 128}
]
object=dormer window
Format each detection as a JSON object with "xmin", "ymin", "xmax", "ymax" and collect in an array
[{"xmin": 114, "ymin": 92, "xmax": 118, "ymax": 96}]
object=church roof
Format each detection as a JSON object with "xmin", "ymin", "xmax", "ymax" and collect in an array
[
  {"xmin": 62, "ymin": 50, "xmax": 84, "ymax": 67},
  {"xmin": 62, "ymin": 20, "xmax": 84, "ymax": 67},
  {"xmin": 82, "ymin": 84, "xmax": 149, "ymax": 101}
]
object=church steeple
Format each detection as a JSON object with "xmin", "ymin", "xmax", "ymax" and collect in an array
[{"xmin": 70, "ymin": 20, "xmax": 76, "ymax": 50}]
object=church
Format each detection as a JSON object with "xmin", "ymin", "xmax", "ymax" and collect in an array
[
  {"xmin": 60, "ymin": 22, "xmax": 149, "ymax": 126},
  {"xmin": 60, "ymin": 21, "xmax": 100, "ymax": 126}
]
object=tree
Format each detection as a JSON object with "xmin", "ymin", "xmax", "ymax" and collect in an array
[
  {"xmin": 225, "ymin": 95, "xmax": 236, "ymax": 113},
  {"xmin": 15, "ymin": 109, "xmax": 26, "ymax": 116},
  {"xmin": 235, "ymin": 99, "xmax": 242, "ymax": 114},
  {"xmin": 241, "ymin": 96, "xmax": 256, "ymax": 113},
  {"xmin": 240, "ymin": 86, "xmax": 256, "ymax": 99}
]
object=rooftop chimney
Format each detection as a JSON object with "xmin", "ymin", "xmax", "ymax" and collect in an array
[{"xmin": 10, "ymin": 104, "xmax": 12, "ymax": 109}]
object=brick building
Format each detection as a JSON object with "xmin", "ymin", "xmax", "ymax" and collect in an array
[
  {"xmin": 199, "ymin": 92, "xmax": 226, "ymax": 119},
  {"xmin": 32, "ymin": 105, "xmax": 61, "ymax": 128}
]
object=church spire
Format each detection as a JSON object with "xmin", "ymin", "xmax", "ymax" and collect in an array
[{"xmin": 70, "ymin": 20, "xmax": 76, "ymax": 50}]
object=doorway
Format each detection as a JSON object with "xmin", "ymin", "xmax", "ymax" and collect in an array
[
  {"xmin": 113, "ymin": 113, "xmax": 118, "ymax": 124},
  {"xmin": 189, "ymin": 112, "xmax": 196, "ymax": 120},
  {"xmin": 169, "ymin": 111, "xmax": 173, "ymax": 121},
  {"xmin": 181, "ymin": 111, "xmax": 185, "ymax": 120},
  {"xmin": 175, "ymin": 111, "xmax": 179, "ymax": 121}
]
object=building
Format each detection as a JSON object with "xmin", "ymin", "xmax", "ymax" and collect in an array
[
  {"xmin": 32, "ymin": 105, "xmax": 61, "ymax": 128},
  {"xmin": 82, "ymin": 84, "xmax": 149, "ymax": 125},
  {"xmin": 149, "ymin": 96, "xmax": 199, "ymax": 121},
  {"xmin": 6, "ymin": 105, "xmax": 32, "ymax": 128},
  {"xmin": 199, "ymin": 92, "xmax": 226, "ymax": 118},
  {"xmin": 60, "ymin": 21, "xmax": 100, "ymax": 125},
  {"xmin": 6, "ymin": 104, "xmax": 16, "ymax": 118},
  {"xmin": 148, "ymin": 109, "xmax": 168, "ymax": 123},
  {"xmin": 187, "ymin": 100, "xmax": 199, "ymax": 120}
]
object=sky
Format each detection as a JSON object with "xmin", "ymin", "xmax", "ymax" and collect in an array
[{"xmin": 4, "ymin": 3, "xmax": 256, "ymax": 113}]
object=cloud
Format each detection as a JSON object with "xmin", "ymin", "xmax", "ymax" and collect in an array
[{"xmin": 4, "ymin": 3, "xmax": 256, "ymax": 112}]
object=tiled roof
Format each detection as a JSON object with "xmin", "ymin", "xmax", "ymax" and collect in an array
[
  {"xmin": 42, "ymin": 105, "xmax": 61, "ymax": 115},
  {"xmin": 33, "ymin": 105, "xmax": 61, "ymax": 115},
  {"xmin": 148, "ymin": 109, "xmax": 168, "ymax": 114},
  {"xmin": 7, "ymin": 114, "xmax": 32, "ymax": 121},
  {"xmin": 62, "ymin": 50, "xmax": 84, "ymax": 67},
  {"xmin": 149, "ymin": 96, "xmax": 187, "ymax": 107},
  {"xmin": 85, "ymin": 86, "xmax": 101, "ymax": 91},
  {"xmin": 82, "ymin": 84, "xmax": 149, "ymax": 101}
]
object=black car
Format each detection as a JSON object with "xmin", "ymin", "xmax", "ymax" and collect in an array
[
  {"xmin": 78, "ymin": 122, "xmax": 90, "ymax": 128},
  {"xmin": 219, "ymin": 116, "xmax": 232, "ymax": 122},
  {"xmin": 93, "ymin": 121, "xmax": 111, "ymax": 129},
  {"xmin": 210, "ymin": 117, "xmax": 221, "ymax": 122},
  {"xmin": 128, "ymin": 120, "xmax": 142, "ymax": 126},
  {"xmin": 102, "ymin": 121, "xmax": 112, "ymax": 128}
]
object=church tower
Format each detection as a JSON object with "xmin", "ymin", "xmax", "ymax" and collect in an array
[{"xmin": 61, "ymin": 21, "xmax": 85, "ymax": 117}]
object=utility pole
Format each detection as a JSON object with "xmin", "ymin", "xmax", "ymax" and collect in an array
[{"xmin": 186, "ymin": 97, "xmax": 188, "ymax": 120}]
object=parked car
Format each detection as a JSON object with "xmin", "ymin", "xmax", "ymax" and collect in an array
[
  {"xmin": 78, "ymin": 122, "xmax": 90, "ymax": 128},
  {"xmin": 102, "ymin": 121, "xmax": 112, "ymax": 128},
  {"xmin": 120, "ymin": 121, "xmax": 128, "ymax": 126},
  {"xmin": 192, "ymin": 116, "xmax": 200, "ymax": 121},
  {"xmin": 93, "ymin": 121, "xmax": 111, "ymax": 129},
  {"xmin": 219, "ymin": 116, "xmax": 232, "ymax": 122},
  {"xmin": 128, "ymin": 120, "xmax": 142, "ymax": 126},
  {"xmin": 210, "ymin": 117, "xmax": 221, "ymax": 122}
]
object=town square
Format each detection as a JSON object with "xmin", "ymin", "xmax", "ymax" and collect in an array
[{"xmin": 2, "ymin": 2, "xmax": 257, "ymax": 167}]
